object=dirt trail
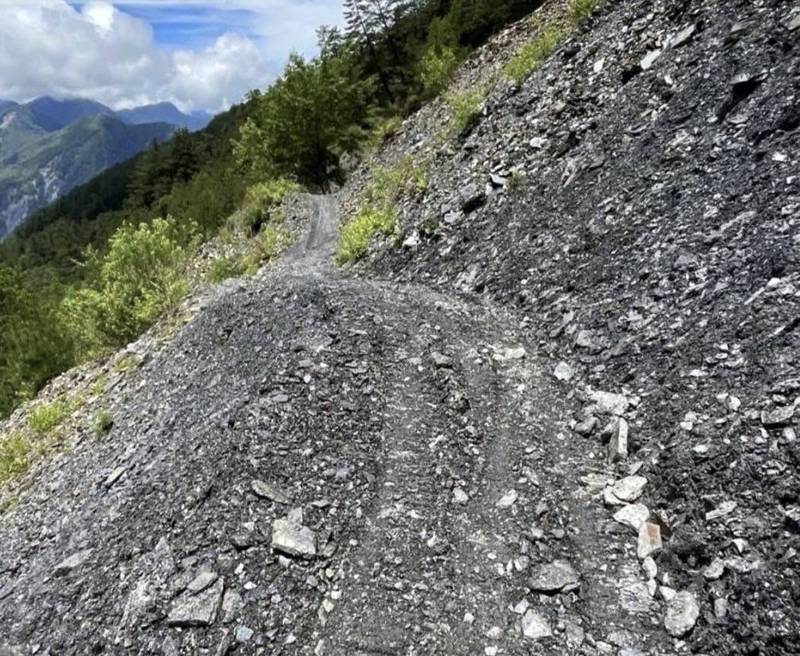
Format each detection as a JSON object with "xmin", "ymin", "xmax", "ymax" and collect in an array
[{"xmin": 0, "ymin": 196, "xmax": 666, "ymax": 654}]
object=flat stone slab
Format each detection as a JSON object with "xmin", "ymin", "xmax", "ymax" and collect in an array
[
  {"xmin": 529, "ymin": 560, "xmax": 580, "ymax": 593},
  {"xmin": 53, "ymin": 550, "xmax": 92, "ymax": 577},
  {"xmin": 251, "ymin": 480, "xmax": 290, "ymax": 504},
  {"xmin": 167, "ymin": 577, "xmax": 224, "ymax": 627},
  {"xmin": 611, "ymin": 476, "xmax": 647, "ymax": 503},
  {"xmin": 613, "ymin": 503, "xmax": 649, "ymax": 532},
  {"xmin": 272, "ymin": 517, "xmax": 316, "ymax": 558}
]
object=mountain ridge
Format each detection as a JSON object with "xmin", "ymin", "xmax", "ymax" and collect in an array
[{"xmin": 0, "ymin": 97, "xmax": 213, "ymax": 237}]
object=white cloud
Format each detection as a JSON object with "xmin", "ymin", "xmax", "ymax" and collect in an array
[{"xmin": 0, "ymin": 0, "xmax": 344, "ymax": 112}]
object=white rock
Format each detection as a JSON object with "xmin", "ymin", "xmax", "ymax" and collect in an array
[
  {"xmin": 703, "ymin": 558, "xmax": 725, "ymax": 581},
  {"xmin": 619, "ymin": 581, "xmax": 655, "ymax": 613},
  {"xmin": 664, "ymin": 591, "xmax": 700, "ymax": 637},
  {"xmin": 611, "ymin": 476, "xmax": 647, "ymax": 503},
  {"xmin": 637, "ymin": 522, "xmax": 663, "ymax": 560},
  {"xmin": 168, "ymin": 578, "xmax": 224, "ymax": 627},
  {"xmin": 608, "ymin": 418, "xmax": 629, "ymax": 463},
  {"xmin": 642, "ymin": 557, "xmax": 657, "ymax": 580},
  {"xmin": 453, "ymin": 488, "xmax": 469, "ymax": 504},
  {"xmin": 659, "ymin": 586, "xmax": 677, "ymax": 603},
  {"xmin": 613, "ymin": 503, "xmax": 650, "ymax": 532},
  {"xmin": 521, "ymin": 610, "xmax": 552, "ymax": 640},
  {"xmin": 251, "ymin": 479, "xmax": 290, "ymax": 504},
  {"xmin": 497, "ymin": 489, "xmax": 518, "ymax": 508},
  {"xmin": 529, "ymin": 560, "xmax": 580, "ymax": 592},
  {"xmin": 272, "ymin": 516, "xmax": 316, "ymax": 558},
  {"xmin": 53, "ymin": 550, "xmax": 93, "ymax": 577},
  {"xmin": 588, "ymin": 389, "xmax": 630, "ymax": 416},
  {"xmin": 640, "ymin": 50, "xmax": 662, "ymax": 70},
  {"xmin": 705, "ymin": 500, "xmax": 737, "ymax": 521},
  {"xmin": 554, "ymin": 361, "xmax": 574, "ymax": 381}
]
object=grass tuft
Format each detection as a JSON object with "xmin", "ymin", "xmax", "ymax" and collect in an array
[
  {"xmin": 570, "ymin": 0, "xmax": 600, "ymax": 22},
  {"xmin": 337, "ymin": 206, "xmax": 397, "ymax": 264},
  {"xmin": 95, "ymin": 410, "xmax": 113, "ymax": 435},
  {"xmin": 503, "ymin": 25, "xmax": 565, "ymax": 84},
  {"xmin": 28, "ymin": 400, "xmax": 69, "ymax": 434},
  {"xmin": 337, "ymin": 157, "xmax": 427, "ymax": 264},
  {"xmin": 0, "ymin": 433, "xmax": 31, "ymax": 485},
  {"xmin": 446, "ymin": 89, "xmax": 486, "ymax": 134}
]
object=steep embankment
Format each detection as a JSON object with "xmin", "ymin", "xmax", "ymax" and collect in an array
[
  {"xmin": 0, "ymin": 0, "xmax": 798, "ymax": 654},
  {"xmin": 345, "ymin": 0, "xmax": 800, "ymax": 652}
]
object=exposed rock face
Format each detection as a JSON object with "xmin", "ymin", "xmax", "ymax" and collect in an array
[{"xmin": 1, "ymin": 0, "xmax": 799, "ymax": 653}]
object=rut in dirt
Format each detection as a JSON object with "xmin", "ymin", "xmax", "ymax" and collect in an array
[{"xmin": 0, "ymin": 196, "xmax": 662, "ymax": 655}]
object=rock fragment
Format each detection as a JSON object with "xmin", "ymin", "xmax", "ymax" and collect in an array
[
  {"xmin": 703, "ymin": 559, "xmax": 725, "ymax": 581},
  {"xmin": 608, "ymin": 417, "xmax": 629, "ymax": 462},
  {"xmin": 637, "ymin": 522, "xmax": 663, "ymax": 560},
  {"xmin": 497, "ymin": 489, "xmax": 518, "ymax": 508},
  {"xmin": 613, "ymin": 503, "xmax": 649, "ymax": 532},
  {"xmin": 459, "ymin": 184, "xmax": 486, "ymax": 213},
  {"xmin": 520, "ymin": 610, "xmax": 552, "ymax": 639},
  {"xmin": 762, "ymin": 405, "xmax": 795, "ymax": 427},
  {"xmin": 705, "ymin": 500, "xmax": 737, "ymax": 521},
  {"xmin": 167, "ymin": 578, "xmax": 224, "ymax": 627},
  {"xmin": 53, "ymin": 550, "xmax": 92, "ymax": 577},
  {"xmin": 272, "ymin": 512, "xmax": 317, "ymax": 558},
  {"xmin": 611, "ymin": 476, "xmax": 647, "ymax": 503},
  {"xmin": 588, "ymin": 389, "xmax": 629, "ymax": 416},
  {"xmin": 664, "ymin": 591, "xmax": 700, "ymax": 637},
  {"xmin": 529, "ymin": 560, "xmax": 580, "ymax": 593},
  {"xmin": 251, "ymin": 480, "xmax": 291, "ymax": 504},
  {"xmin": 553, "ymin": 362, "xmax": 573, "ymax": 381}
]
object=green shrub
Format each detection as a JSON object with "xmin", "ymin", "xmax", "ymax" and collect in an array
[
  {"xmin": 446, "ymin": 89, "xmax": 486, "ymax": 134},
  {"xmin": 63, "ymin": 216, "xmax": 197, "ymax": 350},
  {"xmin": 236, "ymin": 178, "xmax": 301, "ymax": 233},
  {"xmin": 28, "ymin": 400, "xmax": 69, "ymax": 434},
  {"xmin": 207, "ymin": 256, "xmax": 250, "ymax": 283},
  {"xmin": 419, "ymin": 46, "xmax": 460, "ymax": 95},
  {"xmin": 94, "ymin": 410, "xmax": 113, "ymax": 435},
  {"xmin": 364, "ymin": 115, "xmax": 403, "ymax": 152},
  {"xmin": 337, "ymin": 206, "xmax": 397, "ymax": 264},
  {"xmin": 337, "ymin": 157, "xmax": 427, "ymax": 264},
  {"xmin": 252, "ymin": 226, "xmax": 293, "ymax": 263},
  {"xmin": 571, "ymin": 0, "xmax": 600, "ymax": 22},
  {"xmin": 503, "ymin": 26, "xmax": 564, "ymax": 84},
  {"xmin": 0, "ymin": 433, "xmax": 30, "ymax": 485}
]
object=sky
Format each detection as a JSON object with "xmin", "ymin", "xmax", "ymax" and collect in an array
[{"xmin": 0, "ymin": 1, "xmax": 345, "ymax": 113}]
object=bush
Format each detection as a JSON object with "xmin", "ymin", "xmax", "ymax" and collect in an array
[
  {"xmin": 419, "ymin": 46, "xmax": 460, "ymax": 95},
  {"xmin": 337, "ymin": 157, "xmax": 427, "ymax": 264},
  {"xmin": 446, "ymin": 89, "xmax": 486, "ymax": 134},
  {"xmin": 63, "ymin": 216, "xmax": 197, "ymax": 350},
  {"xmin": 207, "ymin": 256, "xmax": 250, "ymax": 283},
  {"xmin": 503, "ymin": 25, "xmax": 564, "ymax": 84},
  {"xmin": 571, "ymin": 0, "xmax": 600, "ymax": 22},
  {"xmin": 0, "ymin": 433, "xmax": 30, "ymax": 486},
  {"xmin": 337, "ymin": 206, "xmax": 397, "ymax": 264},
  {"xmin": 233, "ymin": 178, "xmax": 301, "ymax": 235},
  {"xmin": 28, "ymin": 399, "xmax": 69, "ymax": 434},
  {"xmin": 94, "ymin": 410, "xmax": 113, "ymax": 435}
]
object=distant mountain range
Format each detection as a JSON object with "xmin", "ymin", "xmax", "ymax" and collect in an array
[{"xmin": 0, "ymin": 97, "xmax": 213, "ymax": 238}]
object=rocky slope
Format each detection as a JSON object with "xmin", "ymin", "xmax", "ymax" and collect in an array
[{"xmin": 0, "ymin": 0, "xmax": 798, "ymax": 654}]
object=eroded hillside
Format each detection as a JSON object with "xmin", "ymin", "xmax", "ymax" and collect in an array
[{"xmin": 0, "ymin": 0, "xmax": 798, "ymax": 654}]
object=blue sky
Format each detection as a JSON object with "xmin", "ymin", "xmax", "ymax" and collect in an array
[
  {"xmin": 0, "ymin": 1, "xmax": 345, "ymax": 112},
  {"xmin": 115, "ymin": 4, "xmax": 259, "ymax": 49}
]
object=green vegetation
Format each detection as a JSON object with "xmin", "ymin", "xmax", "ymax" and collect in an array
[
  {"xmin": 0, "ymin": 0, "xmax": 548, "ymax": 419},
  {"xmin": 503, "ymin": 23, "xmax": 565, "ymax": 83},
  {"xmin": 338, "ymin": 157, "xmax": 427, "ymax": 263},
  {"xmin": 0, "ymin": 433, "xmax": 30, "ymax": 486},
  {"xmin": 338, "ymin": 206, "xmax": 398, "ymax": 264},
  {"xmin": 94, "ymin": 410, "xmax": 113, "ymax": 435},
  {"xmin": 447, "ymin": 89, "xmax": 487, "ymax": 134},
  {"xmin": 62, "ymin": 216, "xmax": 197, "ymax": 351},
  {"xmin": 27, "ymin": 399, "xmax": 69, "ymax": 434},
  {"xmin": 571, "ymin": 0, "xmax": 600, "ymax": 22},
  {"xmin": 419, "ymin": 46, "xmax": 460, "ymax": 95}
]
